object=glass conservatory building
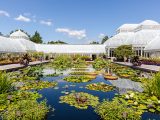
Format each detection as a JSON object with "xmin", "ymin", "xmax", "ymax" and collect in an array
[
  {"xmin": 0, "ymin": 30, "xmax": 106, "ymax": 58},
  {"xmin": 104, "ymin": 20, "xmax": 160, "ymax": 58},
  {"xmin": 1, "ymin": 20, "xmax": 160, "ymax": 58}
]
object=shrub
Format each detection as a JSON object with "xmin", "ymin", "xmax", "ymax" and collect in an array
[
  {"xmin": 143, "ymin": 72, "xmax": 160, "ymax": 98},
  {"xmin": 0, "ymin": 72, "xmax": 12, "ymax": 94}
]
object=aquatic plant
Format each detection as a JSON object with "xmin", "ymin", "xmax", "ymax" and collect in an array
[
  {"xmin": 19, "ymin": 81, "xmax": 57, "ymax": 90},
  {"xmin": 95, "ymin": 99, "xmax": 141, "ymax": 120},
  {"xmin": 70, "ymin": 71, "xmax": 98, "ymax": 76},
  {"xmin": 92, "ymin": 58, "xmax": 110, "ymax": 71},
  {"xmin": 104, "ymin": 75, "xmax": 118, "ymax": 80},
  {"xmin": 60, "ymin": 92, "xmax": 99, "ymax": 109},
  {"xmin": 63, "ymin": 75, "xmax": 96, "ymax": 83},
  {"xmin": 86, "ymin": 82, "xmax": 114, "ymax": 92},
  {"xmin": 0, "ymin": 91, "xmax": 50, "ymax": 120},
  {"xmin": 51, "ymin": 55, "xmax": 73, "ymax": 73},
  {"xmin": 0, "ymin": 71, "xmax": 12, "ymax": 94},
  {"xmin": 22, "ymin": 65, "xmax": 43, "ymax": 79},
  {"xmin": 143, "ymin": 72, "xmax": 160, "ymax": 98},
  {"xmin": 45, "ymin": 73, "xmax": 62, "ymax": 77},
  {"xmin": 115, "ymin": 92, "xmax": 160, "ymax": 114},
  {"xmin": 2, "ymin": 100, "xmax": 49, "ymax": 120}
]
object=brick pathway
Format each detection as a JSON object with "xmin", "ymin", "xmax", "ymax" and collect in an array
[{"xmin": 0, "ymin": 61, "xmax": 49, "ymax": 71}]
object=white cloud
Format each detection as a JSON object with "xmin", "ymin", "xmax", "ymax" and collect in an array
[
  {"xmin": 56, "ymin": 28, "xmax": 86, "ymax": 39},
  {"xmin": 15, "ymin": 15, "xmax": 31, "ymax": 22},
  {"xmin": 0, "ymin": 10, "xmax": 10, "ymax": 17},
  {"xmin": 40, "ymin": 20, "xmax": 52, "ymax": 26}
]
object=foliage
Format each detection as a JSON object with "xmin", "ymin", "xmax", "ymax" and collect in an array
[
  {"xmin": 60, "ymin": 92, "xmax": 99, "ymax": 109},
  {"xmin": 115, "ymin": 92, "xmax": 160, "ymax": 114},
  {"xmin": 22, "ymin": 66, "xmax": 43, "ymax": 78},
  {"xmin": 95, "ymin": 99, "xmax": 141, "ymax": 120},
  {"xmin": 143, "ymin": 72, "xmax": 160, "ymax": 98},
  {"xmin": 92, "ymin": 58, "xmax": 109, "ymax": 71},
  {"xmin": 52, "ymin": 55, "xmax": 72, "ymax": 73},
  {"xmin": 104, "ymin": 75, "xmax": 118, "ymax": 80},
  {"xmin": 45, "ymin": 73, "xmax": 61, "ymax": 77},
  {"xmin": 89, "ymin": 41, "xmax": 99, "ymax": 44},
  {"xmin": 2, "ymin": 100, "xmax": 48, "ymax": 120},
  {"xmin": 114, "ymin": 45, "xmax": 134, "ymax": 60},
  {"xmin": 70, "ymin": 71, "xmax": 97, "ymax": 75},
  {"xmin": 30, "ymin": 31, "xmax": 43, "ymax": 43},
  {"xmin": 73, "ymin": 58, "xmax": 86, "ymax": 68},
  {"xmin": 48, "ymin": 40, "xmax": 67, "ymax": 44},
  {"xmin": 101, "ymin": 35, "xmax": 109, "ymax": 44},
  {"xmin": 18, "ymin": 81, "xmax": 57, "ymax": 90},
  {"xmin": 0, "ymin": 91, "xmax": 49, "ymax": 120},
  {"xmin": 63, "ymin": 75, "xmax": 96, "ymax": 83},
  {"xmin": 86, "ymin": 82, "xmax": 114, "ymax": 92},
  {"xmin": 0, "ymin": 72, "xmax": 12, "ymax": 94}
]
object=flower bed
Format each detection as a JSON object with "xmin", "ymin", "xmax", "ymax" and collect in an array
[
  {"xmin": 86, "ymin": 82, "xmax": 114, "ymax": 92},
  {"xmin": 59, "ymin": 92, "xmax": 99, "ymax": 109}
]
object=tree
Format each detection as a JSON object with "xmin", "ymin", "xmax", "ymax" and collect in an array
[
  {"xmin": 52, "ymin": 55, "xmax": 72, "ymax": 74},
  {"xmin": 30, "ymin": 31, "xmax": 43, "ymax": 43},
  {"xmin": 101, "ymin": 35, "xmax": 109, "ymax": 44},
  {"xmin": 114, "ymin": 45, "xmax": 134, "ymax": 60},
  {"xmin": 90, "ymin": 41, "xmax": 99, "ymax": 44},
  {"xmin": 48, "ymin": 40, "xmax": 67, "ymax": 44}
]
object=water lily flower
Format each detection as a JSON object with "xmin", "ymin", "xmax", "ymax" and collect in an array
[
  {"xmin": 134, "ymin": 101, "xmax": 138, "ymax": 105},
  {"xmin": 129, "ymin": 93, "xmax": 134, "ymax": 98},
  {"xmin": 125, "ymin": 95, "xmax": 130, "ymax": 99}
]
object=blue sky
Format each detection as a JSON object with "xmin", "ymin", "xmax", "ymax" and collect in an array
[{"xmin": 0, "ymin": 0, "xmax": 160, "ymax": 44}]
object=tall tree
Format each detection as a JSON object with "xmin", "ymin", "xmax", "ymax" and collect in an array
[
  {"xmin": 30, "ymin": 31, "xmax": 43, "ymax": 43},
  {"xmin": 101, "ymin": 35, "xmax": 109, "ymax": 44},
  {"xmin": 0, "ymin": 32, "xmax": 3, "ymax": 36},
  {"xmin": 114, "ymin": 45, "xmax": 134, "ymax": 60}
]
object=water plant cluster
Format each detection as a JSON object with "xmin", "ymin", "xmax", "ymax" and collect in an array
[
  {"xmin": 114, "ymin": 92, "xmax": 160, "ymax": 114},
  {"xmin": 95, "ymin": 63, "xmax": 160, "ymax": 120},
  {"xmin": 63, "ymin": 75, "xmax": 96, "ymax": 83},
  {"xmin": 95, "ymin": 99, "xmax": 141, "ymax": 120},
  {"xmin": 110, "ymin": 64, "xmax": 144, "ymax": 82},
  {"xmin": 0, "ymin": 90, "xmax": 49, "ymax": 120},
  {"xmin": 86, "ymin": 82, "xmax": 114, "ymax": 92},
  {"xmin": 0, "ymin": 65, "xmax": 57, "ymax": 119},
  {"xmin": 59, "ymin": 92, "xmax": 99, "ymax": 109}
]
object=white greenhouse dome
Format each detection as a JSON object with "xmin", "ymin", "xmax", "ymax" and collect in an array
[
  {"xmin": 0, "ymin": 36, "xmax": 26, "ymax": 53},
  {"xmin": 10, "ymin": 30, "xmax": 29, "ymax": 40},
  {"xmin": 9, "ymin": 30, "xmax": 36, "ymax": 51},
  {"xmin": 140, "ymin": 20, "xmax": 159, "ymax": 26},
  {"xmin": 104, "ymin": 32, "xmax": 134, "ymax": 47},
  {"xmin": 144, "ymin": 35, "xmax": 160, "ymax": 52},
  {"xmin": 132, "ymin": 30, "xmax": 160, "ymax": 47}
]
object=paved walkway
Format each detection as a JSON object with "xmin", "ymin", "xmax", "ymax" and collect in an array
[
  {"xmin": 0, "ymin": 61, "xmax": 49, "ymax": 71},
  {"xmin": 115, "ymin": 62, "xmax": 160, "ymax": 72}
]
